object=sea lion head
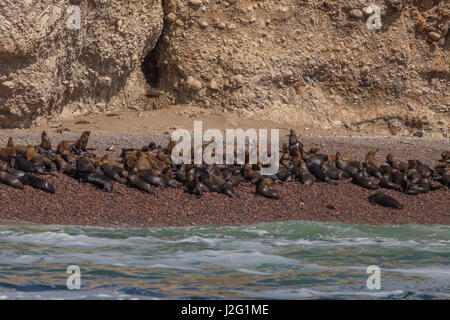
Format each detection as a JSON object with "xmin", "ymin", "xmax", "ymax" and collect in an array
[
  {"xmin": 40, "ymin": 131, "xmax": 52, "ymax": 150},
  {"xmin": 7, "ymin": 137, "xmax": 14, "ymax": 148}
]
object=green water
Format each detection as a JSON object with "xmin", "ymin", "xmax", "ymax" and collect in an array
[{"xmin": 0, "ymin": 220, "xmax": 448, "ymax": 299}]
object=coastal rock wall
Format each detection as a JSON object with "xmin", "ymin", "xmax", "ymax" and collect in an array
[
  {"xmin": 0, "ymin": 0, "xmax": 163, "ymax": 128},
  {"xmin": 148, "ymin": 0, "xmax": 449, "ymax": 136},
  {"xmin": 0, "ymin": 0, "xmax": 449, "ymax": 137}
]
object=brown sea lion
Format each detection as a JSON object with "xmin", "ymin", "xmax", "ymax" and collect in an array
[
  {"xmin": 336, "ymin": 152, "xmax": 359, "ymax": 177},
  {"xmin": 0, "ymin": 171, "xmax": 24, "ymax": 190},
  {"xmin": 127, "ymin": 174, "xmax": 153, "ymax": 194},
  {"xmin": 40, "ymin": 131, "xmax": 52, "ymax": 151},
  {"xmin": 369, "ymin": 191, "xmax": 402, "ymax": 210},
  {"xmin": 256, "ymin": 177, "xmax": 280, "ymax": 199},
  {"xmin": 387, "ymin": 154, "xmax": 408, "ymax": 172}
]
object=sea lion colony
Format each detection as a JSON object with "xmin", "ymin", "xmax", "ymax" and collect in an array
[{"xmin": 0, "ymin": 130, "xmax": 448, "ymax": 210}]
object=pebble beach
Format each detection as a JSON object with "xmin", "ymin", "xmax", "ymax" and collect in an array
[{"xmin": 0, "ymin": 133, "xmax": 449, "ymax": 228}]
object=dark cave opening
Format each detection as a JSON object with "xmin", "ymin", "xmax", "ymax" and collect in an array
[{"xmin": 141, "ymin": 45, "xmax": 161, "ymax": 88}]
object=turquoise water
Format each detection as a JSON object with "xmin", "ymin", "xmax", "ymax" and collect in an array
[{"xmin": 0, "ymin": 220, "xmax": 449, "ymax": 299}]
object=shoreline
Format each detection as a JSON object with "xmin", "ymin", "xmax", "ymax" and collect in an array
[{"xmin": 0, "ymin": 133, "xmax": 448, "ymax": 228}]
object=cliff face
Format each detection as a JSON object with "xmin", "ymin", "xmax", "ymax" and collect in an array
[
  {"xmin": 0, "ymin": 0, "xmax": 163, "ymax": 128},
  {"xmin": 1, "ymin": 0, "xmax": 449, "ymax": 137},
  {"xmin": 148, "ymin": 0, "xmax": 449, "ymax": 137}
]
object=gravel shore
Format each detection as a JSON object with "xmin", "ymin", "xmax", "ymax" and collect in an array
[{"xmin": 0, "ymin": 133, "xmax": 449, "ymax": 228}]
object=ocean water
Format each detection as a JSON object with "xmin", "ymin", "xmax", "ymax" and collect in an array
[{"xmin": 0, "ymin": 220, "xmax": 449, "ymax": 300}]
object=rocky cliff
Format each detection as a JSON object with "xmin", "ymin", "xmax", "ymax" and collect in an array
[
  {"xmin": 1, "ymin": 0, "xmax": 449, "ymax": 137},
  {"xmin": 0, "ymin": 0, "xmax": 163, "ymax": 127}
]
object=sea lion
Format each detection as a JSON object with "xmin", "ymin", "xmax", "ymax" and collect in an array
[
  {"xmin": 336, "ymin": 152, "xmax": 359, "ymax": 177},
  {"xmin": 288, "ymin": 129, "xmax": 298, "ymax": 147},
  {"xmin": 0, "ymin": 160, "xmax": 8, "ymax": 171},
  {"xmin": 221, "ymin": 181, "xmax": 234, "ymax": 198},
  {"xmin": 76, "ymin": 156, "xmax": 96, "ymax": 176},
  {"xmin": 0, "ymin": 171, "xmax": 24, "ymax": 190},
  {"xmin": 127, "ymin": 174, "xmax": 153, "ymax": 194},
  {"xmin": 138, "ymin": 170, "xmax": 166, "ymax": 187},
  {"xmin": 276, "ymin": 166, "xmax": 293, "ymax": 182},
  {"xmin": 351, "ymin": 173, "xmax": 379, "ymax": 190},
  {"xmin": 369, "ymin": 191, "xmax": 403, "ymax": 209},
  {"xmin": 10, "ymin": 170, "xmax": 55, "ymax": 193},
  {"xmin": 75, "ymin": 131, "xmax": 91, "ymax": 151},
  {"xmin": 56, "ymin": 155, "xmax": 76, "ymax": 176},
  {"xmin": 162, "ymin": 170, "xmax": 178, "ymax": 188},
  {"xmin": 57, "ymin": 131, "xmax": 91, "ymax": 154},
  {"xmin": 296, "ymin": 160, "xmax": 315, "ymax": 186},
  {"xmin": 176, "ymin": 164, "xmax": 187, "ymax": 183},
  {"xmin": 441, "ymin": 173, "xmax": 450, "ymax": 186},
  {"xmin": 12, "ymin": 156, "xmax": 46, "ymax": 174},
  {"xmin": 243, "ymin": 164, "xmax": 260, "ymax": 184},
  {"xmin": 364, "ymin": 149, "xmax": 380, "ymax": 169},
  {"xmin": 186, "ymin": 168, "xmax": 208, "ymax": 196},
  {"xmin": 256, "ymin": 177, "xmax": 280, "ymax": 199},
  {"xmin": 100, "ymin": 163, "xmax": 123, "ymax": 183},
  {"xmin": 378, "ymin": 175, "xmax": 402, "ymax": 191},
  {"xmin": 387, "ymin": 154, "xmax": 408, "ymax": 172},
  {"xmin": 307, "ymin": 163, "xmax": 335, "ymax": 184},
  {"xmin": 40, "ymin": 131, "xmax": 52, "ymax": 151},
  {"xmin": 86, "ymin": 173, "xmax": 113, "ymax": 192},
  {"xmin": 305, "ymin": 154, "xmax": 328, "ymax": 168},
  {"xmin": 324, "ymin": 165, "xmax": 349, "ymax": 180}
]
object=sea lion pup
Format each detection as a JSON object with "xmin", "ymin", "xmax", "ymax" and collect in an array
[
  {"xmin": 127, "ymin": 174, "xmax": 154, "ymax": 194},
  {"xmin": 369, "ymin": 191, "xmax": 403, "ymax": 210},
  {"xmin": 40, "ymin": 131, "xmax": 52, "ymax": 151},
  {"xmin": 0, "ymin": 171, "xmax": 24, "ymax": 190},
  {"xmin": 335, "ymin": 152, "xmax": 359, "ymax": 177},
  {"xmin": 351, "ymin": 172, "xmax": 379, "ymax": 190},
  {"xmin": 256, "ymin": 177, "xmax": 280, "ymax": 199}
]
